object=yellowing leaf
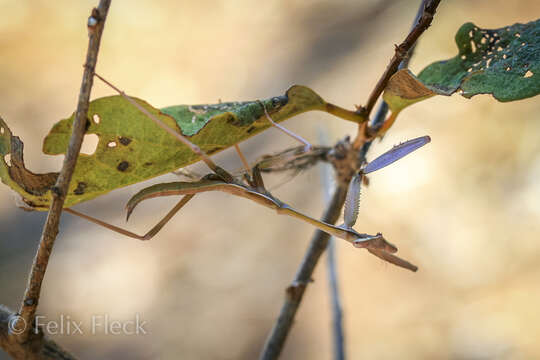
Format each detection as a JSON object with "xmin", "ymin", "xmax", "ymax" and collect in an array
[
  {"xmin": 1, "ymin": 86, "xmax": 366, "ymax": 210},
  {"xmin": 383, "ymin": 69, "xmax": 437, "ymax": 114}
]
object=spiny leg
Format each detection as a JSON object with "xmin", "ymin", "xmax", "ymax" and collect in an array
[
  {"xmin": 93, "ymin": 72, "xmax": 234, "ymax": 183},
  {"xmin": 64, "ymin": 194, "xmax": 195, "ymax": 241},
  {"xmin": 258, "ymin": 100, "xmax": 313, "ymax": 152}
]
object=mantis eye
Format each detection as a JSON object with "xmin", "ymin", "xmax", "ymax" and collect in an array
[{"xmin": 271, "ymin": 97, "xmax": 282, "ymax": 108}]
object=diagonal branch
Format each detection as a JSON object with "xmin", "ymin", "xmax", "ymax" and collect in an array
[
  {"xmin": 260, "ymin": 1, "xmax": 439, "ymax": 359},
  {"xmin": 13, "ymin": 0, "xmax": 112, "ymax": 346},
  {"xmin": 259, "ymin": 184, "xmax": 348, "ymax": 360},
  {"xmin": 357, "ymin": 0, "xmax": 441, "ymax": 126}
]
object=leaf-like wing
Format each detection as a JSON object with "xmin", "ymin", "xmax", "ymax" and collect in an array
[
  {"xmin": 343, "ymin": 173, "xmax": 362, "ymax": 228},
  {"xmin": 363, "ymin": 136, "xmax": 430, "ymax": 174}
]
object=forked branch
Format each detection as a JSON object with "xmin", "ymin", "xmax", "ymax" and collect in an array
[{"xmin": 356, "ymin": 0, "xmax": 442, "ymax": 139}]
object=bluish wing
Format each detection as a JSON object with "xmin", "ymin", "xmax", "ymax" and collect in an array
[{"xmin": 363, "ymin": 136, "xmax": 430, "ymax": 174}]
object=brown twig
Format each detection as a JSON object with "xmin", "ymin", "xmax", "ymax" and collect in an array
[
  {"xmin": 14, "ymin": 0, "xmax": 112, "ymax": 345},
  {"xmin": 260, "ymin": 185, "xmax": 348, "ymax": 360},
  {"xmin": 260, "ymin": 2, "xmax": 439, "ymax": 358},
  {"xmin": 355, "ymin": 0, "xmax": 441, "ymax": 147}
]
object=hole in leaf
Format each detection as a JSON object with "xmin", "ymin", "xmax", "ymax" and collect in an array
[
  {"xmin": 481, "ymin": 38, "xmax": 487, "ymax": 44},
  {"xmin": 93, "ymin": 114, "xmax": 101, "ymax": 124},
  {"xmin": 461, "ymin": 55, "xmax": 466, "ymax": 60},
  {"xmin": 515, "ymin": 33, "xmax": 521, "ymax": 37},
  {"xmin": 80, "ymin": 134, "xmax": 99, "ymax": 155},
  {"xmin": 0, "ymin": 127, "xmax": 4, "ymax": 134},
  {"xmin": 467, "ymin": 68, "xmax": 472, "ymax": 73},
  {"xmin": 524, "ymin": 70, "xmax": 533, "ymax": 78},
  {"xmin": 469, "ymin": 30, "xmax": 474, "ymax": 37},
  {"xmin": 521, "ymin": 42, "xmax": 526, "ymax": 47},
  {"xmin": 503, "ymin": 54, "xmax": 507, "ymax": 59},
  {"xmin": 486, "ymin": 58, "xmax": 492, "ymax": 68},
  {"xmin": 4, "ymin": 154, "xmax": 11, "ymax": 166},
  {"xmin": 497, "ymin": 46, "xmax": 503, "ymax": 51},
  {"xmin": 107, "ymin": 141, "xmax": 117, "ymax": 148},
  {"xmin": 506, "ymin": 66, "xmax": 512, "ymax": 71},
  {"xmin": 470, "ymin": 41, "xmax": 477, "ymax": 53}
]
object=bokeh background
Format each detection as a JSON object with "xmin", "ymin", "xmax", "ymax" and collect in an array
[{"xmin": 1, "ymin": 0, "xmax": 540, "ymax": 359}]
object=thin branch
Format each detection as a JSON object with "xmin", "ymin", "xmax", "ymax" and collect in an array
[
  {"xmin": 327, "ymin": 236, "xmax": 345, "ymax": 360},
  {"xmin": 260, "ymin": 1, "xmax": 438, "ymax": 358},
  {"xmin": 366, "ymin": 0, "xmax": 426, "ymax": 138},
  {"xmin": 14, "ymin": 0, "xmax": 112, "ymax": 344},
  {"xmin": 319, "ymin": 129, "xmax": 346, "ymax": 360},
  {"xmin": 358, "ymin": 0, "xmax": 441, "ymax": 122},
  {"xmin": 259, "ymin": 184, "xmax": 348, "ymax": 360}
]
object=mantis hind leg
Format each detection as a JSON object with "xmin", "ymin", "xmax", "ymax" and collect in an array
[{"xmin": 65, "ymin": 194, "xmax": 195, "ymax": 241}]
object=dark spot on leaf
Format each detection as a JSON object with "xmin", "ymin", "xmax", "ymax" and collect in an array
[
  {"xmin": 226, "ymin": 114, "xmax": 242, "ymax": 126},
  {"xmin": 117, "ymin": 161, "xmax": 129, "ymax": 172},
  {"xmin": 247, "ymin": 126, "xmax": 256, "ymax": 134},
  {"xmin": 118, "ymin": 137, "xmax": 132, "ymax": 146},
  {"xmin": 74, "ymin": 182, "xmax": 87, "ymax": 195},
  {"xmin": 144, "ymin": 162, "xmax": 153, "ymax": 166}
]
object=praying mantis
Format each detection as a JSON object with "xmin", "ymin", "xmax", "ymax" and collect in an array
[
  {"xmin": 0, "ymin": 73, "xmax": 430, "ymax": 271},
  {"xmin": 70, "ymin": 74, "xmax": 430, "ymax": 271}
]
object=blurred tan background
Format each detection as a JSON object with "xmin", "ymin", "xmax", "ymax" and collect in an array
[{"xmin": 1, "ymin": 0, "xmax": 540, "ymax": 359}]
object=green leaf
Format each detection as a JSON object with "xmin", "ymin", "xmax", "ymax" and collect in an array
[
  {"xmin": 1, "ymin": 85, "xmax": 365, "ymax": 210},
  {"xmin": 379, "ymin": 19, "xmax": 540, "ymax": 136},
  {"xmin": 418, "ymin": 19, "xmax": 540, "ymax": 101}
]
